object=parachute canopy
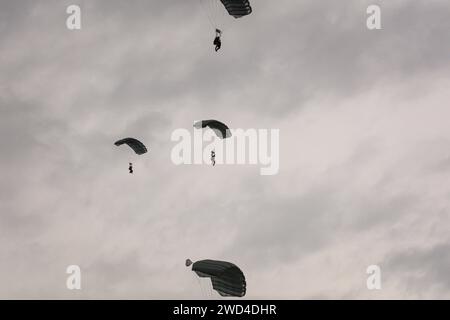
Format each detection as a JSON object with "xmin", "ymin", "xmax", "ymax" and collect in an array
[
  {"xmin": 193, "ymin": 120, "xmax": 232, "ymax": 139},
  {"xmin": 188, "ymin": 259, "xmax": 246, "ymax": 297},
  {"xmin": 114, "ymin": 138, "xmax": 147, "ymax": 155},
  {"xmin": 220, "ymin": 0, "xmax": 252, "ymax": 18}
]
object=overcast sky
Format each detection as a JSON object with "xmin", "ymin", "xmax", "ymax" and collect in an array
[{"xmin": 1, "ymin": 0, "xmax": 450, "ymax": 299}]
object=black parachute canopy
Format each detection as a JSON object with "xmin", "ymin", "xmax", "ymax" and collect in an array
[
  {"xmin": 190, "ymin": 259, "xmax": 246, "ymax": 297},
  {"xmin": 114, "ymin": 138, "xmax": 147, "ymax": 155},
  {"xmin": 220, "ymin": 0, "xmax": 252, "ymax": 18},
  {"xmin": 193, "ymin": 120, "xmax": 232, "ymax": 139}
]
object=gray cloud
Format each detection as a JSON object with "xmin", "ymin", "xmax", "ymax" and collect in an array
[{"xmin": 385, "ymin": 243, "xmax": 450, "ymax": 298}]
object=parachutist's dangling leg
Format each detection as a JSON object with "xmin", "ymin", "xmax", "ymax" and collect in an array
[{"xmin": 211, "ymin": 150, "xmax": 216, "ymax": 166}]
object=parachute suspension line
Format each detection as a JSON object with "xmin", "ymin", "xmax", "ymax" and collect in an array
[
  {"xmin": 214, "ymin": 0, "xmax": 231, "ymax": 33},
  {"xmin": 212, "ymin": 0, "xmax": 225, "ymax": 32},
  {"xmin": 217, "ymin": 0, "xmax": 226, "ymax": 22},
  {"xmin": 213, "ymin": 0, "xmax": 221, "ymax": 25},
  {"xmin": 196, "ymin": 276, "xmax": 205, "ymax": 298},
  {"xmin": 209, "ymin": 0, "xmax": 215, "ymax": 22},
  {"xmin": 208, "ymin": 282, "xmax": 214, "ymax": 299},
  {"xmin": 215, "ymin": 0, "xmax": 223, "ymax": 26},
  {"xmin": 209, "ymin": 0, "xmax": 219, "ymax": 29},
  {"xmin": 199, "ymin": 0, "xmax": 216, "ymax": 30},
  {"xmin": 203, "ymin": 278, "xmax": 211, "ymax": 299}
]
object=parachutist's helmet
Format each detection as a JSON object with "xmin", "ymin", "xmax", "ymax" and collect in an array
[{"xmin": 185, "ymin": 259, "xmax": 193, "ymax": 267}]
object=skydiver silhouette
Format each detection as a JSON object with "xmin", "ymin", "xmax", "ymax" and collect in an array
[
  {"xmin": 211, "ymin": 150, "xmax": 216, "ymax": 166},
  {"xmin": 213, "ymin": 29, "xmax": 222, "ymax": 52},
  {"xmin": 129, "ymin": 163, "xmax": 133, "ymax": 174}
]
